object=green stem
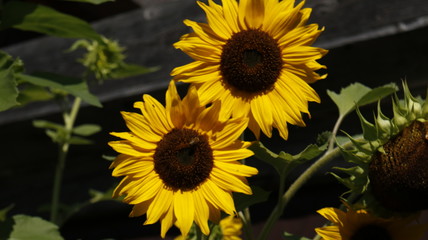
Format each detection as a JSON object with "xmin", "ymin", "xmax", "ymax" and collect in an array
[
  {"xmin": 328, "ymin": 114, "xmax": 344, "ymax": 152},
  {"xmin": 50, "ymin": 97, "xmax": 82, "ymax": 224},
  {"xmin": 239, "ymin": 211, "xmax": 255, "ymax": 240},
  {"xmin": 256, "ymin": 145, "xmax": 344, "ymax": 240}
]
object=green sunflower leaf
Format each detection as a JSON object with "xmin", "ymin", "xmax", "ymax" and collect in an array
[
  {"xmin": 9, "ymin": 215, "xmax": 64, "ymax": 240},
  {"xmin": 0, "ymin": 1, "xmax": 102, "ymax": 41},
  {"xmin": 283, "ymin": 232, "xmax": 311, "ymax": 240},
  {"xmin": 233, "ymin": 186, "xmax": 270, "ymax": 211},
  {"xmin": 0, "ymin": 51, "xmax": 24, "ymax": 111},
  {"xmin": 17, "ymin": 84, "xmax": 55, "ymax": 105},
  {"xmin": 18, "ymin": 73, "xmax": 102, "ymax": 107},
  {"xmin": 250, "ymin": 141, "xmax": 326, "ymax": 175},
  {"xmin": 73, "ymin": 124, "xmax": 101, "ymax": 136},
  {"xmin": 327, "ymin": 82, "xmax": 398, "ymax": 117}
]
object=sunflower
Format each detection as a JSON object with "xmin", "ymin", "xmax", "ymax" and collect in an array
[
  {"xmin": 108, "ymin": 81, "xmax": 258, "ymax": 237},
  {"xmin": 220, "ymin": 215, "xmax": 243, "ymax": 240},
  {"xmin": 315, "ymin": 206, "xmax": 428, "ymax": 240},
  {"xmin": 171, "ymin": 0, "xmax": 327, "ymax": 140},
  {"xmin": 334, "ymin": 82, "xmax": 428, "ymax": 213}
]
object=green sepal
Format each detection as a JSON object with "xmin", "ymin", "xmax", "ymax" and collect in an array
[
  {"xmin": 356, "ymin": 108, "xmax": 377, "ymax": 141},
  {"xmin": 331, "ymin": 166, "xmax": 369, "ymax": 195},
  {"xmin": 340, "ymin": 132, "xmax": 373, "ymax": 155}
]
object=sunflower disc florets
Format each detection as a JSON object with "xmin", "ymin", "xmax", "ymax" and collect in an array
[{"xmin": 336, "ymin": 82, "xmax": 428, "ymax": 213}]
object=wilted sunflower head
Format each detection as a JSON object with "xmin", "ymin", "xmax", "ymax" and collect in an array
[
  {"xmin": 171, "ymin": 0, "xmax": 327, "ymax": 140},
  {"xmin": 335, "ymin": 82, "xmax": 428, "ymax": 213}
]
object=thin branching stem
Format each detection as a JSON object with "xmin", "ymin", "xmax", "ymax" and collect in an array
[{"xmin": 50, "ymin": 97, "xmax": 82, "ymax": 224}]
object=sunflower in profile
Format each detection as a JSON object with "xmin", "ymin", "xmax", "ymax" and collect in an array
[
  {"xmin": 334, "ymin": 82, "xmax": 428, "ymax": 213},
  {"xmin": 315, "ymin": 206, "xmax": 428, "ymax": 240},
  {"xmin": 171, "ymin": 0, "xmax": 327, "ymax": 139},
  {"xmin": 108, "ymin": 81, "xmax": 258, "ymax": 237}
]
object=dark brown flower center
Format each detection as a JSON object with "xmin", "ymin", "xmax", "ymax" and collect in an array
[
  {"xmin": 369, "ymin": 120, "xmax": 428, "ymax": 211},
  {"xmin": 220, "ymin": 29, "xmax": 282, "ymax": 94},
  {"xmin": 350, "ymin": 224, "xmax": 392, "ymax": 240},
  {"xmin": 153, "ymin": 128, "xmax": 214, "ymax": 192}
]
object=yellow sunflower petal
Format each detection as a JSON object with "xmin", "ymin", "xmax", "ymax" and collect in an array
[
  {"xmin": 193, "ymin": 191, "xmax": 210, "ymax": 235},
  {"xmin": 214, "ymin": 161, "xmax": 258, "ymax": 177},
  {"xmin": 141, "ymin": 94, "xmax": 173, "ymax": 134},
  {"xmin": 173, "ymin": 191, "xmax": 195, "ymax": 237},
  {"xmin": 210, "ymin": 168, "xmax": 253, "ymax": 194},
  {"xmin": 317, "ymin": 207, "xmax": 347, "ymax": 226},
  {"xmin": 197, "ymin": 0, "xmax": 232, "ymax": 40},
  {"xmin": 130, "ymin": 200, "xmax": 151, "ymax": 217},
  {"xmin": 119, "ymin": 111, "xmax": 162, "ymax": 142},
  {"xmin": 221, "ymin": 0, "xmax": 239, "ymax": 32},
  {"xmin": 213, "ymin": 148, "xmax": 254, "ymax": 162},
  {"xmin": 239, "ymin": 0, "xmax": 264, "ymax": 29},
  {"xmin": 200, "ymin": 180, "xmax": 236, "ymax": 215},
  {"xmin": 250, "ymin": 95, "xmax": 273, "ymax": 137},
  {"xmin": 315, "ymin": 225, "xmax": 342, "ymax": 240},
  {"xmin": 160, "ymin": 204, "xmax": 175, "ymax": 238},
  {"xmin": 124, "ymin": 173, "xmax": 163, "ymax": 204},
  {"xmin": 112, "ymin": 157, "xmax": 153, "ymax": 177},
  {"xmin": 182, "ymin": 20, "xmax": 225, "ymax": 45},
  {"xmin": 145, "ymin": 188, "xmax": 173, "ymax": 225},
  {"xmin": 210, "ymin": 117, "xmax": 248, "ymax": 149}
]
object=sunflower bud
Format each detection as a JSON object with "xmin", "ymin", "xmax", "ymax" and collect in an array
[{"xmin": 369, "ymin": 120, "xmax": 428, "ymax": 212}]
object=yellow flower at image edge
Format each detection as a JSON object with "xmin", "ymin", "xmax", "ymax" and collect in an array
[
  {"xmin": 220, "ymin": 215, "xmax": 243, "ymax": 240},
  {"xmin": 315, "ymin": 207, "xmax": 428, "ymax": 240},
  {"xmin": 108, "ymin": 81, "xmax": 258, "ymax": 237},
  {"xmin": 172, "ymin": 0, "xmax": 328, "ymax": 140}
]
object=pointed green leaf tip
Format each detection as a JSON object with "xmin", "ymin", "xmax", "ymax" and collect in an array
[
  {"xmin": 327, "ymin": 82, "xmax": 398, "ymax": 117},
  {"xmin": 9, "ymin": 215, "xmax": 64, "ymax": 240}
]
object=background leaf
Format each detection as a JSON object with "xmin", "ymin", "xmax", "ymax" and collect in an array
[
  {"xmin": 233, "ymin": 186, "xmax": 270, "ymax": 211},
  {"xmin": 73, "ymin": 124, "xmax": 101, "ymax": 136},
  {"xmin": 60, "ymin": 0, "xmax": 114, "ymax": 4},
  {"xmin": 327, "ymin": 82, "xmax": 398, "ymax": 117},
  {"xmin": 18, "ymin": 73, "xmax": 102, "ymax": 107},
  {"xmin": 17, "ymin": 84, "xmax": 55, "ymax": 105},
  {"xmin": 0, "ymin": 51, "xmax": 23, "ymax": 111},
  {"xmin": 0, "ymin": 204, "xmax": 14, "ymax": 222},
  {"xmin": 9, "ymin": 215, "xmax": 64, "ymax": 240},
  {"xmin": 0, "ymin": 1, "xmax": 102, "ymax": 41},
  {"xmin": 110, "ymin": 64, "xmax": 159, "ymax": 79},
  {"xmin": 283, "ymin": 232, "xmax": 312, "ymax": 240}
]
